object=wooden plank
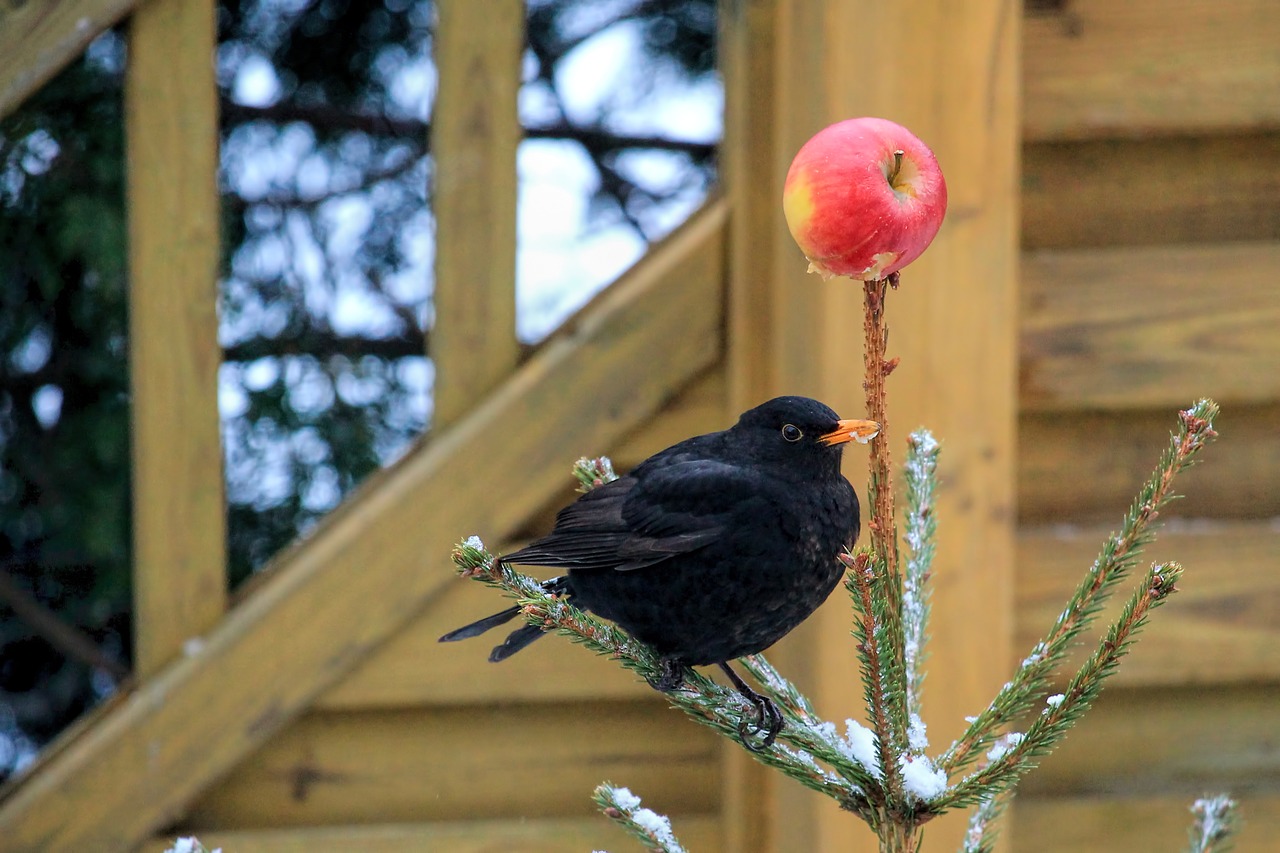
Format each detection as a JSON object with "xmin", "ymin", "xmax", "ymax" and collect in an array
[
  {"xmin": 1024, "ymin": 0, "xmax": 1280, "ymax": 140},
  {"xmin": 1021, "ymin": 242, "xmax": 1280, "ymax": 412},
  {"xmin": 0, "ymin": 202, "xmax": 727, "ymax": 853},
  {"xmin": 0, "ymin": 0, "xmax": 138, "ymax": 120},
  {"xmin": 319, "ymin": 569, "xmax": 653, "ymax": 709},
  {"xmin": 1023, "ymin": 134, "xmax": 1280, "ymax": 251},
  {"xmin": 1021, "ymin": 684, "xmax": 1280, "ymax": 797},
  {"xmin": 612, "ymin": 368, "xmax": 727, "ymax": 468},
  {"xmin": 1014, "ymin": 793, "xmax": 1280, "ymax": 853},
  {"xmin": 145, "ymin": 816, "xmax": 724, "ymax": 853},
  {"xmin": 720, "ymin": 1, "xmax": 1021, "ymax": 850},
  {"xmin": 1018, "ymin": 404, "xmax": 1280, "ymax": 525},
  {"xmin": 126, "ymin": 0, "xmax": 226, "ymax": 677},
  {"xmin": 429, "ymin": 0, "xmax": 522, "ymax": 427},
  {"xmin": 719, "ymin": 0, "xmax": 833, "ymax": 848},
  {"xmin": 1017, "ymin": 521, "xmax": 1280, "ymax": 687},
  {"xmin": 186, "ymin": 704, "xmax": 719, "ymax": 828}
]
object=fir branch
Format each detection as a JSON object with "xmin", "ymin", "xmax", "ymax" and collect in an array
[
  {"xmin": 862, "ymin": 276, "xmax": 903, "ymax": 588},
  {"xmin": 859, "ymin": 276, "xmax": 912, "ymax": 792},
  {"xmin": 573, "ymin": 455, "xmax": 618, "ymax": 492},
  {"xmin": 901, "ymin": 429, "xmax": 940, "ymax": 723},
  {"xmin": 958, "ymin": 791, "xmax": 1010, "ymax": 853},
  {"xmin": 940, "ymin": 400, "xmax": 1219, "ymax": 774},
  {"xmin": 594, "ymin": 784, "xmax": 687, "ymax": 853},
  {"xmin": 1185, "ymin": 793, "xmax": 1240, "ymax": 853},
  {"xmin": 164, "ymin": 839, "xmax": 220, "ymax": 853},
  {"xmin": 844, "ymin": 549, "xmax": 903, "ymax": 804},
  {"xmin": 739, "ymin": 653, "xmax": 819, "ymax": 720},
  {"xmin": 937, "ymin": 561, "xmax": 1184, "ymax": 808},
  {"xmin": 450, "ymin": 536, "xmax": 875, "ymax": 817}
]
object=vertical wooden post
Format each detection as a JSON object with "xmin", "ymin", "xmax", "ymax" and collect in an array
[
  {"xmin": 723, "ymin": 1, "xmax": 1021, "ymax": 850},
  {"xmin": 430, "ymin": 0, "xmax": 523, "ymax": 428},
  {"xmin": 126, "ymin": 0, "xmax": 227, "ymax": 678}
]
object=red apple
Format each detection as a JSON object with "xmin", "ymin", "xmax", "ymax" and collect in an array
[{"xmin": 783, "ymin": 117, "xmax": 947, "ymax": 281}]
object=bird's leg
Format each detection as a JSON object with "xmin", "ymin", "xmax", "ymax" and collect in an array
[
  {"xmin": 718, "ymin": 662, "xmax": 783, "ymax": 751},
  {"xmin": 648, "ymin": 656, "xmax": 688, "ymax": 692}
]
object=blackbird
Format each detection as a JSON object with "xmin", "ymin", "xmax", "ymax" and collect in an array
[{"xmin": 439, "ymin": 395, "xmax": 877, "ymax": 746}]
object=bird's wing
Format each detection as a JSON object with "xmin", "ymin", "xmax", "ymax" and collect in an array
[
  {"xmin": 502, "ymin": 458, "xmax": 757, "ymax": 572},
  {"xmin": 501, "ymin": 476, "xmax": 640, "ymax": 571}
]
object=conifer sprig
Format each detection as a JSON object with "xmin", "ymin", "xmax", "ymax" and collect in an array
[
  {"xmin": 594, "ymin": 784, "xmax": 688, "ymax": 853},
  {"xmin": 939, "ymin": 400, "xmax": 1219, "ymax": 774},
  {"xmin": 1185, "ymin": 794, "xmax": 1239, "ymax": 853},
  {"xmin": 901, "ymin": 429, "xmax": 939, "ymax": 722},
  {"xmin": 937, "ymin": 561, "xmax": 1184, "ymax": 808}
]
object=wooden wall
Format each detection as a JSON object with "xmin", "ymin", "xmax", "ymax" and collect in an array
[
  {"xmin": 1012, "ymin": 1, "xmax": 1280, "ymax": 848},
  {"xmin": 1, "ymin": 0, "xmax": 1277, "ymax": 851}
]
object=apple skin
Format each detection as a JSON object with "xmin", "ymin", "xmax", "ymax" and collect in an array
[{"xmin": 783, "ymin": 117, "xmax": 947, "ymax": 281}]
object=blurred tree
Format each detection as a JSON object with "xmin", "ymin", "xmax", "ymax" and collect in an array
[{"xmin": 0, "ymin": 0, "xmax": 718, "ymax": 777}]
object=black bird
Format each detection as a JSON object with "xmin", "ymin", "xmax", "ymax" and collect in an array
[{"xmin": 439, "ymin": 396, "xmax": 878, "ymax": 746}]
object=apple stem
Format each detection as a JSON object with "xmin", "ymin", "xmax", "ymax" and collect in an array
[{"xmin": 888, "ymin": 149, "xmax": 905, "ymax": 186}]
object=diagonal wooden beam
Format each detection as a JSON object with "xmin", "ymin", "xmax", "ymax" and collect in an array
[
  {"xmin": 0, "ymin": 0, "xmax": 139, "ymax": 121},
  {"xmin": 0, "ymin": 201, "xmax": 727, "ymax": 853}
]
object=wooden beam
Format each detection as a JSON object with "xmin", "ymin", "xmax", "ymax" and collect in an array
[
  {"xmin": 719, "ymin": 0, "xmax": 832, "ymax": 846},
  {"xmin": 1024, "ymin": 0, "xmax": 1280, "ymax": 140},
  {"xmin": 611, "ymin": 368, "xmax": 727, "ymax": 469},
  {"xmin": 126, "ymin": 0, "xmax": 227, "ymax": 677},
  {"xmin": 429, "ymin": 0, "xmax": 522, "ymax": 427},
  {"xmin": 0, "ymin": 202, "xmax": 727, "ymax": 852},
  {"xmin": 144, "ymin": 816, "xmax": 725, "ymax": 853},
  {"xmin": 318, "ymin": 574, "xmax": 653, "ymax": 709},
  {"xmin": 722, "ymin": 1, "xmax": 1020, "ymax": 850},
  {"xmin": 185, "ymin": 703, "xmax": 718, "ymax": 829},
  {"xmin": 1023, "ymin": 134, "xmax": 1280, "ymax": 251},
  {"xmin": 1021, "ymin": 241, "xmax": 1280, "ymax": 412},
  {"xmin": 1014, "ymin": 792, "xmax": 1280, "ymax": 853},
  {"xmin": 0, "ymin": 0, "xmax": 138, "ymax": 120},
  {"xmin": 1017, "ymin": 520, "xmax": 1280, "ymax": 687},
  {"xmin": 1019, "ymin": 403, "xmax": 1280, "ymax": 525}
]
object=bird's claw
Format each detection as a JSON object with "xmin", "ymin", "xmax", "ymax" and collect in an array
[
  {"xmin": 737, "ymin": 695, "xmax": 783, "ymax": 752},
  {"xmin": 647, "ymin": 657, "xmax": 687, "ymax": 692}
]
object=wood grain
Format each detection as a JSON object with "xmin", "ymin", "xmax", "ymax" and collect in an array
[
  {"xmin": 145, "ymin": 816, "xmax": 723, "ymax": 853},
  {"xmin": 186, "ymin": 704, "xmax": 719, "ymax": 828},
  {"xmin": 0, "ymin": 0, "xmax": 138, "ymax": 119},
  {"xmin": 0, "ymin": 203, "xmax": 726, "ymax": 852},
  {"xmin": 430, "ymin": 0, "xmax": 522, "ymax": 426},
  {"xmin": 1014, "ymin": 792, "xmax": 1280, "ymax": 852},
  {"xmin": 721, "ymin": 1, "xmax": 1021, "ymax": 850},
  {"xmin": 1024, "ymin": 0, "xmax": 1280, "ymax": 140},
  {"xmin": 1021, "ymin": 241, "xmax": 1280, "ymax": 411},
  {"xmin": 1017, "ymin": 520, "xmax": 1280, "ymax": 687},
  {"xmin": 126, "ymin": 0, "xmax": 227, "ymax": 677},
  {"xmin": 1018, "ymin": 403, "xmax": 1280, "ymax": 525},
  {"xmin": 1023, "ymin": 134, "xmax": 1280, "ymax": 251},
  {"xmin": 1021, "ymin": 684, "xmax": 1280, "ymax": 796},
  {"xmin": 319, "ymin": 571, "xmax": 654, "ymax": 709}
]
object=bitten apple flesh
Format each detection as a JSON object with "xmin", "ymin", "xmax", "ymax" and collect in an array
[{"xmin": 783, "ymin": 117, "xmax": 947, "ymax": 281}]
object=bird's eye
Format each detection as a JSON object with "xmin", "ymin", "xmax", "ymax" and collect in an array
[{"xmin": 781, "ymin": 424, "xmax": 803, "ymax": 442}]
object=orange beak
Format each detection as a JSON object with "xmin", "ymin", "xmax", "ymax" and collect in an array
[{"xmin": 819, "ymin": 418, "xmax": 881, "ymax": 446}]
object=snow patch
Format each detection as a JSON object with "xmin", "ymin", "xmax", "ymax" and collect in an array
[
  {"xmin": 841, "ymin": 719, "xmax": 883, "ymax": 778},
  {"xmin": 898, "ymin": 753, "xmax": 947, "ymax": 803}
]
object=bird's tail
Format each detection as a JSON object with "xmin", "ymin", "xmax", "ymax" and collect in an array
[{"xmin": 438, "ymin": 576, "xmax": 567, "ymax": 662}]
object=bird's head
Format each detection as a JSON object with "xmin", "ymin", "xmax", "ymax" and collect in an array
[{"xmin": 733, "ymin": 396, "xmax": 879, "ymax": 476}]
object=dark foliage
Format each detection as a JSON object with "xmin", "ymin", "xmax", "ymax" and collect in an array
[{"xmin": 0, "ymin": 0, "xmax": 717, "ymax": 777}]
